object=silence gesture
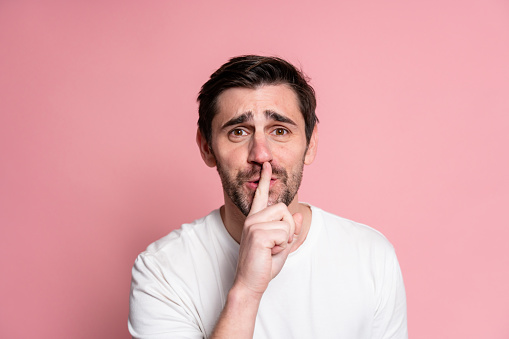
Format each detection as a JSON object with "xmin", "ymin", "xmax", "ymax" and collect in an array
[{"xmin": 234, "ymin": 162, "xmax": 303, "ymax": 295}]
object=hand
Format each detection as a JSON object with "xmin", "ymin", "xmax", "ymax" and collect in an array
[{"xmin": 234, "ymin": 162, "xmax": 303, "ymax": 296}]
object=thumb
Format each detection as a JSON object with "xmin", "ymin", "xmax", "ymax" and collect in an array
[{"xmin": 292, "ymin": 212, "xmax": 303, "ymax": 241}]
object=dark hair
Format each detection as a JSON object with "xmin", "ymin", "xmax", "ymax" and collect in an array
[{"xmin": 197, "ymin": 55, "xmax": 318, "ymax": 145}]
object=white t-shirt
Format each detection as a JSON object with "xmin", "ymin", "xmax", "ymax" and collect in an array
[{"xmin": 129, "ymin": 205, "xmax": 407, "ymax": 339}]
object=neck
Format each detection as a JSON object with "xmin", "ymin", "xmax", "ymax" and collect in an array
[{"xmin": 220, "ymin": 193, "xmax": 312, "ymax": 252}]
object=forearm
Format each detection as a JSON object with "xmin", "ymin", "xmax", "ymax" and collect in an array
[{"xmin": 211, "ymin": 283, "xmax": 262, "ymax": 339}]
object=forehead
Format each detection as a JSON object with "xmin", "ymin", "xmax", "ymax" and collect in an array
[{"xmin": 213, "ymin": 84, "xmax": 303, "ymax": 127}]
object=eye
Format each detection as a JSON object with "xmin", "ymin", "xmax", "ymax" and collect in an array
[
  {"xmin": 229, "ymin": 128, "xmax": 248, "ymax": 138},
  {"xmin": 272, "ymin": 128, "xmax": 289, "ymax": 136}
]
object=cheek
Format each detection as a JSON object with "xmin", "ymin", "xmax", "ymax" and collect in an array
[
  {"xmin": 214, "ymin": 143, "xmax": 248, "ymax": 167},
  {"xmin": 272, "ymin": 143, "xmax": 306, "ymax": 165}
]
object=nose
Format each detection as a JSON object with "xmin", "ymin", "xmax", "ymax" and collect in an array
[{"xmin": 247, "ymin": 132, "xmax": 273, "ymax": 165}]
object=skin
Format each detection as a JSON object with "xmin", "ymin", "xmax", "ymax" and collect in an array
[{"xmin": 196, "ymin": 84, "xmax": 318, "ymax": 338}]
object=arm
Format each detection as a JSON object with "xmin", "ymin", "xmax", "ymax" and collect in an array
[
  {"xmin": 211, "ymin": 162, "xmax": 302, "ymax": 338},
  {"xmin": 210, "ymin": 283, "xmax": 261, "ymax": 338},
  {"xmin": 128, "ymin": 255, "xmax": 203, "ymax": 339},
  {"xmin": 372, "ymin": 246, "xmax": 408, "ymax": 339}
]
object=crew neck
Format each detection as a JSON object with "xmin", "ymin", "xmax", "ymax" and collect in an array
[
  {"xmin": 210, "ymin": 204, "xmax": 322, "ymax": 261},
  {"xmin": 286, "ymin": 204, "xmax": 321, "ymax": 260}
]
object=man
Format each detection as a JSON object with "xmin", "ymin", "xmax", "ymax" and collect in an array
[{"xmin": 129, "ymin": 55, "xmax": 407, "ymax": 338}]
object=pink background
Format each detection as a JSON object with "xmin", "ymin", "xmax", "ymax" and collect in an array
[{"xmin": 1, "ymin": 1, "xmax": 508, "ymax": 338}]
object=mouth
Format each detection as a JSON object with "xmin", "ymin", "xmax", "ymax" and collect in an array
[{"xmin": 246, "ymin": 178, "xmax": 277, "ymax": 190}]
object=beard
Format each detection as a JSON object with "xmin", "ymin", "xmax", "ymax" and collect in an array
[{"xmin": 215, "ymin": 160, "xmax": 304, "ymax": 216}]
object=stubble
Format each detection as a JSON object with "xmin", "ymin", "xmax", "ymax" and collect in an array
[{"xmin": 216, "ymin": 161, "xmax": 304, "ymax": 216}]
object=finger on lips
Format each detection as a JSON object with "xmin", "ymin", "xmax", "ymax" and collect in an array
[
  {"xmin": 248, "ymin": 162, "xmax": 272, "ymax": 216},
  {"xmin": 246, "ymin": 162, "xmax": 300, "ymax": 245}
]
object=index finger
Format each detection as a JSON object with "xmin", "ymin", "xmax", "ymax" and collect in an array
[{"xmin": 248, "ymin": 162, "xmax": 272, "ymax": 216}]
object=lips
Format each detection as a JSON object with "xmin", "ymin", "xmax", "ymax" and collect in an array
[{"xmin": 246, "ymin": 178, "xmax": 277, "ymax": 190}]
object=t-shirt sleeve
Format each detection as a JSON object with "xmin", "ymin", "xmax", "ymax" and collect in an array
[
  {"xmin": 371, "ymin": 245, "xmax": 408, "ymax": 339},
  {"xmin": 128, "ymin": 254, "xmax": 204, "ymax": 339}
]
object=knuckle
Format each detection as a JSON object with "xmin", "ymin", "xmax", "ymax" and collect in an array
[
  {"xmin": 273, "ymin": 221, "xmax": 290, "ymax": 236},
  {"xmin": 245, "ymin": 215, "xmax": 253, "ymax": 224},
  {"xmin": 275, "ymin": 202, "xmax": 287, "ymax": 210},
  {"xmin": 275, "ymin": 229, "xmax": 288, "ymax": 242},
  {"xmin": 280, "ymin": 220, "xmax": 291, "ymax": 231},
  {"xmin": 244, "ymin": 215, "xmax": 257, "ymax": 227}
]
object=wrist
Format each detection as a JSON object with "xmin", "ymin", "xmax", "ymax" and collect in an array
[
  {"xmin": 228, "ymin": 281, "xmax": 264, "ymax": 308},
  {"xmin": 211, "ymin": 282, "xmax": 262, "ymax": 338}
]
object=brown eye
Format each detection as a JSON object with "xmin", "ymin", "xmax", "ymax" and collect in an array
[
  {"xmin": 274, "ymin": 128, "xmax": 288, "ymax": 136},
  {"xmin": 230, "ymin": 129, "xmax": 247, "ymax": 137}
]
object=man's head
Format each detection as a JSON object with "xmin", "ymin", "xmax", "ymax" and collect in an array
[
  {"xmin": 196, "ymin": 55, "xmax": 319, "ymax": 216},
  {"xmin": 197, "ymin": 55, "xmax": 318, "ymax": 147}
]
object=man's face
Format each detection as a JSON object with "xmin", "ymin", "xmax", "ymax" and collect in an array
[{"xmin": 205, "ymin": 84, "xmax": 317, "ymax": 216}]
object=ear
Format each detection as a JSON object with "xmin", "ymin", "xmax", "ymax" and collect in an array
[
  {"xmin": 304, "ymin": 125, "xmax": 318, "ymax": 165},
  {"xmin": 196, "ymin": 128, "xmax": 217, "ymax": 167}
]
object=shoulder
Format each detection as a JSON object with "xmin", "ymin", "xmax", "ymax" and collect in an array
[
  {"xmin": 129, "ymin": 210, "xmax": 230, "ymax": 337},
  {"xmin": 135, "ymin": 209, "xmax": 230, "ymax": 272},
  {"xmin": 309, "ymin": 205, "xmax": 403, "ymax": 289},
  {"xmin": 146, "ymin": 212, "xmax": 216, "ymax": 252},
  {"xmin": 310, "ymin": 205, "xmax": 395, "ymax": 254},
  {"xmin": 306, "ymin": 207, "xmax": 407, "ymax": 337}
]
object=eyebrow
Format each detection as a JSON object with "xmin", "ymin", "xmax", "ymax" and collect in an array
[
  {"xmin": 221, "ymin": 112, "xmax": 253, "ymax": 130},
  {"xmin": 221, "ymin": 110, "xmax": 297, "ymax": 130},
  {"xmin": 265, "ymin": 110, "xmax": 297, "ymax": 126}
]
